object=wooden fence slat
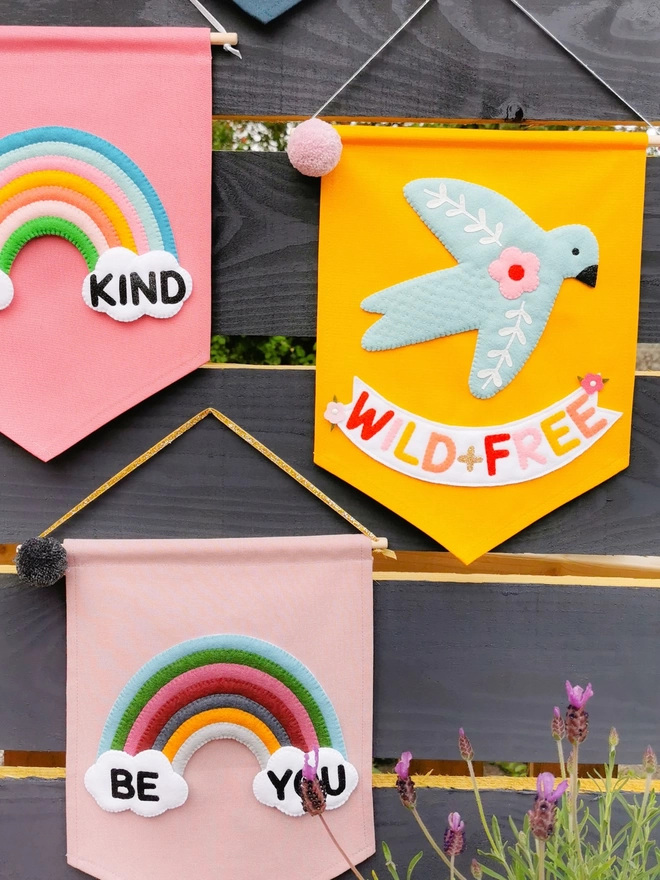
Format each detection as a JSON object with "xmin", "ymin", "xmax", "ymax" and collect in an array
[
  {"xmin": 0, "ymin": 0, "xmax": 656, "ymax": 121},
  {"xmin": 3, "ymin": 574, "xmax": 660, "ymax": 762},
  {"xmin": 2, "ymin": 777, "xmax": 656, "ymax": 879},
  {"xmin": 1, "ymin": 369, "xmax": 660, "ymax": 554},
  {"xmin": 213, "ymin": 153, "xmax": 660, "ymax": 340}
]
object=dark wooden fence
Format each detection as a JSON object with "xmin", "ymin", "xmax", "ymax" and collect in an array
[{"xmin": 1, "ymin": 2, "xmax": 659, "ymax": 878}]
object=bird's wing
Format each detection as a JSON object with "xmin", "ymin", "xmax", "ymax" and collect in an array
[
  {"xmin": 404, "ymin": 178, "xmax": 542, "ymax": 267},
  {"xmin": 361, "ymin": 264, "xmax": 481, "ymax": 351}
]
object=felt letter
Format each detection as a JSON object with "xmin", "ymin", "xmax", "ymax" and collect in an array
[
  {"xmin": 566, "ymin": 392, "xmax": 607, "ymax": 439},
  {"xmin": 89, "ymin": 273, "xmax": 116, "ymax": 308},
  {"xmin": 293, "ymin": 769, "xmax": 304, "ymax": 798},
  {"xmin": 137, "ymin": 771, "xmax": 160, "ymax": 802},
  {"xmin": 380, "ymin": 417, "xmax": 403, "ymax": 452},
  {"xmin": 540, "ymin": 412, "xmax": 580, "ymax": 456},
  {"xmin": 512, "ymin": 427, "xmax": 547, "ymax": 470},
  {"xmin": 484, "ymin": 433, "xmax": 511, "ymax": 476},
  {"xmin": 422, "ymin": 432, "xmax": 456, "ymax": 473},
  {"xmin": 110, "ymin": 768, "xmax": 135, "ymax": 800},
  {"xmin": 346, "ymin": 391, "xmax": 394, "ymax": 441},
  {"xmin": 267, "ymin": 768, "xmax": 293, "ymax": 802},
  {"xmin": 119, "ymin": 274, "xmax": 128, "ymax": 306},
  {"xmin": 131, "ymin": 271, "xmax": 158, "ymax": 306},
  {"xmin": 394, "ymin": 422, "xmax": 419, "ymax": 466},
  {"xmin": 160, "ymin": 270, "xmax": 187, "ymax": 305},
  {"xmin": 321, "ymin": 764, "xmax": 347, "ymax": 797}
]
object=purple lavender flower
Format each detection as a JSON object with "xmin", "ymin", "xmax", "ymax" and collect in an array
[
  {"xmin": 394, "ymin": 751, "xmax": 412, "ymax": 780},
  {"xmin": 565, "ymin": 681, "xmax": 593, "ymax": 745},
  {"xmin": 395, "ymin": 750, "xmax": 416, "ymax": 809},
  {"xmin": 565, "ymin": 681, "xmax": 594, "ymax": 709},
  {"xmin": 551, "ymin": 706, "xmax": 565, "ymax": 742},
  {"xmin": 300, "ymin": 748, "xmax": 326, "ymax": 816},
  {"xmin": 528, "ymin": 773, "xmax": 568, "ymax": 841},
  {"xmin": 536, "ymin": 772, "xmax": 569, "ymax": 803},
  {"xmin": 643, "ymin": 746, "xmax": 658, "ymax": 775},
  {"xmin": 443, "ymin": 812, "xmax": 466, "ymax": 856},
  {"xmin": 458, "ymin": 728, "xmax": 474, "ymax": 762},
  {"xmin": 470, "ymin": 860, "xmax": 483, "ymax": 879}
]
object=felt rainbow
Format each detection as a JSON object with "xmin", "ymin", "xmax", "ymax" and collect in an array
[
  {"xmin": 0, "ymin": 126, "xmax": 176, "ymax": 274},
  {"xmin": 98, "ymin": 635, "xmax": 346, "ymax": 774}
]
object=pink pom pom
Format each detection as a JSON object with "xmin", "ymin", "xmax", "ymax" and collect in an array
[{"xmin": 286, "ymin": 118, "xmax": 343, "ymax": 177}]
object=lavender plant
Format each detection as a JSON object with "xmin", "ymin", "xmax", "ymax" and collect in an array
[
  {"xmin": 392, "ymin": 681, "xmax": 660, "ymax": 879},
  {"xmin": 301, "ymin": 681, "xmax": 660, "ymax": 879}
]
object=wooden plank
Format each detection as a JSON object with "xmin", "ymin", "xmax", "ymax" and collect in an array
[
  {"xmin": 2, "ymin": 368, "xmax": 660, "ymax": 554},
  {"xmin": 1, "ymin": 0, "xmax": 656, "ymax": 121},
  {"xmin": 2, "ymin": 777, "xmax": 657, "ymax": 880},
  {"xmin": 3, "ymin": 574, "xmax": 660, "ymax": 762},
  {"xmin": 212, "ymin": 153, "xmax": 660, "ymax": 339}
]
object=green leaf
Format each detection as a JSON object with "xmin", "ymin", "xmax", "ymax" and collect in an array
[{"xmin": 406, "ymin": 852, "xmax": 423, "ymax": 880}]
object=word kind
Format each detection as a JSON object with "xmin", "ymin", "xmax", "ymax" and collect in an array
[{"xmin": 330, "ymin": 378, "xmax": 622, "ymax": 487}]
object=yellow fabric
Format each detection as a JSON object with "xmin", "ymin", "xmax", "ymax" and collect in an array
[
  {"xmin": 162, "ymin": 708, "xmax": 280, "ymax": 761},
  {"xmin": 0, "ymin": 171, "xmax": 136, "ymax": 250},
  {"xmin": 315, "ymin": 127, "xmax": 647, "ymax": 564}
]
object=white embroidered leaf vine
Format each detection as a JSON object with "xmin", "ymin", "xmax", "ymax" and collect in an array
[
  {"xmin": 477, "ymin": 301, "xmax": 532, "ymax": 390},
  {"xmin": 424, "ymin": 184, "xmax": 504, "ymax": 246}
]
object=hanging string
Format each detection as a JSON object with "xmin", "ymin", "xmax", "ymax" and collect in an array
[
  {"xmin": 504, "ymin": 0, "xmax": 657, "ymax": 133},
  {"xmin": 38, "ymin": 407, "xmax": 393, "ymax": 555},
  {"xmin": 312, "ymin": 0, "xmax": 434, "ymax": 118},
  {"xmin": 311, "ymin": 0, "xmax": 656, "ymax": 134},
  {"xmin": 186, "ymin": 0, "xmax": 242, "ymax": 58}
]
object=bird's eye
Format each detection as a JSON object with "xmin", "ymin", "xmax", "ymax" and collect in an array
[{"xmin": 572, "ymin": 248, "xmax": 580, "ymax": 256}]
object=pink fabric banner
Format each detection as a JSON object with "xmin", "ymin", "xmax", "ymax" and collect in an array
[
  {"xmin": 65, "ymin": 535, "xmax": 374, "ymax": 880},
  {"xmin": 0, "ymin": 28, "xmax": 211, "ymax": 460}
]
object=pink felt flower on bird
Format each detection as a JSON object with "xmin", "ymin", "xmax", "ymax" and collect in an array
[
  {"xmin": 536, "ymin": 772, "xmax": 569, "ymax": 803},
  {"xmin": 580, "ymin": 373, "xmax": 605, "ymax": 395},
  {"xmin": 566, "ymin": 680, "xmax": 594, "ymax": 709},
  {"xmin": 488, "ymin": 246, "xmax": 541, "ymax": 300},
  {"xmin": 324, "ymin": 401, "xmax": 347, "ymax": 424}
]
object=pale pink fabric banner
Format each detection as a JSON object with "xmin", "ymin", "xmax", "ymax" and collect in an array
[
  {"xmin": 66, "ymin": 535, "xmax": 375, "ymax": 880},
  {"xmin": 0, "ymin": 28, "xmax": 211, "ymax": 460}
]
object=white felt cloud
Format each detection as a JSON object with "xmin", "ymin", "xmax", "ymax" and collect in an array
[
  {"xmin": 82, "ymin": 247, "xmax": 192, "ymax": 322},
  {"xmin": 0, "ymin": 272, "xmax": 13, "ymax": 310},
  {"xmin": 253, "ymin": 746, "xmax": 359, "ymax": 817},
  {"xmin": 84, "ymin": 750, "xmax": 189, "ymax": 818}
]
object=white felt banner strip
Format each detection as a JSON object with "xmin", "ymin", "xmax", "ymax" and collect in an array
[{"xmin": 327, "ymin": 377, "xmax": 622, "ymax": 487}]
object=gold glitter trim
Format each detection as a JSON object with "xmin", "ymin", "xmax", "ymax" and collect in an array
[{"xmin": 39, "ymin": 408, "xmax": 391, "ymax": 553}]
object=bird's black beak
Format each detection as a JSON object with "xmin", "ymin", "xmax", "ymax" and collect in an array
[{"xmin": 575, "ymin": 265, "xmax": 598, "ymax": 288}]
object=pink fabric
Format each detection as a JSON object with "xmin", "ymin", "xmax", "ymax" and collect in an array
[
  {"xmin": 0, "ymin": 156, "xmax": 150, "ymax": 252},
  {"xmin": 65, "ymin": 535, "xmax": 375, "ymax": 880},
  {"xmin": 0, "ymin": 201, "xmax": 109, "ymax": 253},
  {"xmin": 0, "ymin": 28, "xmax": 211, "ymax": 460},
  {"xmin": 125, "ymin": 663, "xmax": 320, "ymax": 755}
]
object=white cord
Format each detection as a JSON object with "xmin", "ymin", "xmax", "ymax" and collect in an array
[
  {"xmin": 186, "ymin": 0, "xmax": 242, "ymax": 59},
  {"xmin": 312, "ymin": 0, "xmax": 434, "ymax": 118}
]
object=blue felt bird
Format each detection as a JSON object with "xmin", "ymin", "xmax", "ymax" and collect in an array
[{"xmin": 361, "ymin": 179, "xmax": 599, "ymax": 399}]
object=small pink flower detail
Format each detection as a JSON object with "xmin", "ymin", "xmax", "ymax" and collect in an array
[
  {"xmin": 580, "ymin": 373, "xmax": 604, "ymax": 395},
  {"xmin": 488, "ymin": 246, "xmax": 541, "ymax": 300},
  {"xmin": 324, "ymin": 401, "xmax": 346, "ymax": 424}
]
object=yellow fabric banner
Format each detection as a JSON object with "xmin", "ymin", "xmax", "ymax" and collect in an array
[{"xmin": 315, "ymin": 127, "xmax": 647, "ymax": 563}]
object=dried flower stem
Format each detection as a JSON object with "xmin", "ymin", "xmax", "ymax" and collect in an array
[
  {"xmin": 536, "ymin": 839, "xmax": 545, "ymax": 880},
  {"xmin": 557, "ymin": 739, "xmax": 567, "ymax": 780},
  {"xmin": 569, "ymin": 744, "xmax": 583, "ymax": 863},
  {"xmin": 466, "ymin": 759, "xmax": 499, "ymax": 854},
  {"xmin": 450, "ymin": 854, "xmax": 456, "ymax": 880},
  {"xmin": 319, "ymin": 814, "xmax": 367, "ymax": 880},
  {"xmin": 410, "ymin": 806, "xmax": 469, "ymax": 880}
]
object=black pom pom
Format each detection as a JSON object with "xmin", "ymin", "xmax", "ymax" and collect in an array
[{"xmin": 15, "ymin": 537, "xmax": 68, "ymax": 587}]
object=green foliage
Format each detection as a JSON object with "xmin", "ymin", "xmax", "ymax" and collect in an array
[
  {"xmin": 494, "ymin": 762, "xmax": 529, "ymax": 778},
  {"xmin": 377, "ymin": 842, "xmax": 423, "ymax": 880},
  {"xmin": 212, "ymin": 119, "xmax": 291, "ymax": 152},
  {"xmin": 210, "ymin": 334, "xmax": 316, "ymax": 366}
]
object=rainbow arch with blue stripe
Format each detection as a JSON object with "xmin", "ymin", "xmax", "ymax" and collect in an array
[{"xmin": 0, "ymin": 126, "xmax": 176, "ymax": 274}]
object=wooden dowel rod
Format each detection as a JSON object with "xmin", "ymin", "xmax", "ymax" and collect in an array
[{"xmin": 210, "ymin": 32, "xmax": 239, "ymax": 46}]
